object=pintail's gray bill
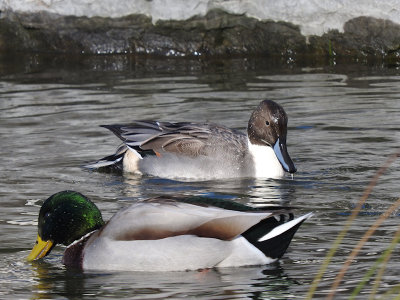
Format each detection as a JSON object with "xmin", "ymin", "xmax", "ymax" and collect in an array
[{"xmin": 273, "ymin": 137, "xmax": 296, "ymax": 173}]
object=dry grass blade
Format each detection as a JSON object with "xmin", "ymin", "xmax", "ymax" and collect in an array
[
  {"xmin": 327, "ymin": 197, "xmax": 400, "ymax": 299},
  {"xmin": 379, "ymin": 283, "xmax": 400, "ymax": 299},
  {"xmin": 367, "ymin": 224, "xmax": 400, "ymax": 300},
  {"xmin": 306, "ymin": 150, "xmax": 399, "ymax": 300},
  {"xmin": 348, "ymin": 224, "xmax": 400, "ymax": 299}
]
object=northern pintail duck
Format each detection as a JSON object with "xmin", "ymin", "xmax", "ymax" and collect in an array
[
  {"xmin": 86, "ymin": 100, "xmax": 296, "ymax": 179},
  {"xmin": 27, "ymin": 191, "xmax": 312, "ymax": 271}
]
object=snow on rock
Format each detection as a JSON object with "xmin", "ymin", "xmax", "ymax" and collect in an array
[{"xmin": 1, "ymin": 0, "xmax": 400, "ymax": 36}]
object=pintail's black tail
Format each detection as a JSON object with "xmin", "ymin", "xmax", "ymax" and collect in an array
[{"xmin": 83, "ymin": 144, "xmax": 127, "ymax": 173}]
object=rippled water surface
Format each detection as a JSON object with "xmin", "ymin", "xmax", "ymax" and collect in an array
[{"xmin": 1, "ymin": 55, "xmax": 399, "ymax": 299}]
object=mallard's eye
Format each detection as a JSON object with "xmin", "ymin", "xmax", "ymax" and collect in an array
[
  {"xmin": 265, "ymin": 121, "xmax": 270, "ymax": 126},
  {"xmin": 44, "ymin": 212, "xmax": 51, "ymax": 219}
]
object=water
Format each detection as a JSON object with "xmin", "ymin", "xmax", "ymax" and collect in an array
[{"xmin": 1, "ymin": 54, "xmax": 399, "ymax": 299}]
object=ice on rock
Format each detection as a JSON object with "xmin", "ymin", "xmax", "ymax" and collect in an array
[{"xmin": 1, "ymin": 0, "xmax": 399, "ymax": 36}]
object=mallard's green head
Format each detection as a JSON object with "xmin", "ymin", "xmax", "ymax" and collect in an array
[{"xmin": 27, "ymin": 191, "xmax": 105, "ymax": 261}]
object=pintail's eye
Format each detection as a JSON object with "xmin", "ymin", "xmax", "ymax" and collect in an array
[{"xmin": 265, "ymin": 121, "xmax": 270, "ymax": 126}]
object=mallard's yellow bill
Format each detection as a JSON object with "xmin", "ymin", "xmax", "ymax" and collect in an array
[{"xmin": 27, "ymin": 235, "xmax": 53, "ymax": 261}]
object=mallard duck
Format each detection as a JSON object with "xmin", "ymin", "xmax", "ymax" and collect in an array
[
  {"xmin": 27, "ymin": 191, "xmax": 312, "ymax": 271},
  {"xmin": 85, "ymin": 100, "xmax": 296, "ymax": 179}
]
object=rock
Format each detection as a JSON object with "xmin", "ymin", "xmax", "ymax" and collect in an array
[
  {"xmin": 0, "ymin": 9, "xmax": 399, "ymax": 63},
  {"xmin": 343, "ymin": 17, "xmax": 400, "ymax": 54}
]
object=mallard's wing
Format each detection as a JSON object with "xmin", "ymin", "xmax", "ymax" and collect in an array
[{"xmin": 98, "ymin": 197, "xmax": 275, "ymax": 241}]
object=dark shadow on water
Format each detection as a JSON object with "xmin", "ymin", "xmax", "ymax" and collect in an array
[
  {"xmin": 2, "ymin": 52, "xmax": 400, "ymax": 87},
  {"xmin": 120, "ymin": 173, "xmax": 299, "ymax": 207},
  {"xmin": 29, "ymin": 258, "xmax": 302, "ymax": 299}
]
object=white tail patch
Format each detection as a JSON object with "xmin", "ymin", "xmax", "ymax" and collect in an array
[
  {"xmin": 123, "ymin": 147, "xmax": 143, "ymax": 173},
  {"xmin": 127, "ymin": 146, "xmax": 143, "ymax": 159},
  {"xmin": 258, "ymin": 212, "xmax": 313, "ymax": 242}
]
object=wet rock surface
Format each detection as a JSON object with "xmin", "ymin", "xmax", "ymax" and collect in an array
[{"xmin": 1, "ymin": 9, "xmax": 399, "ymax": 62}]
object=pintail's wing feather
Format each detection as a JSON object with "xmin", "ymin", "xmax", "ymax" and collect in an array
[{"xmin": 102, "ymin": 121, "xmax": 246, "ymax": 157}]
